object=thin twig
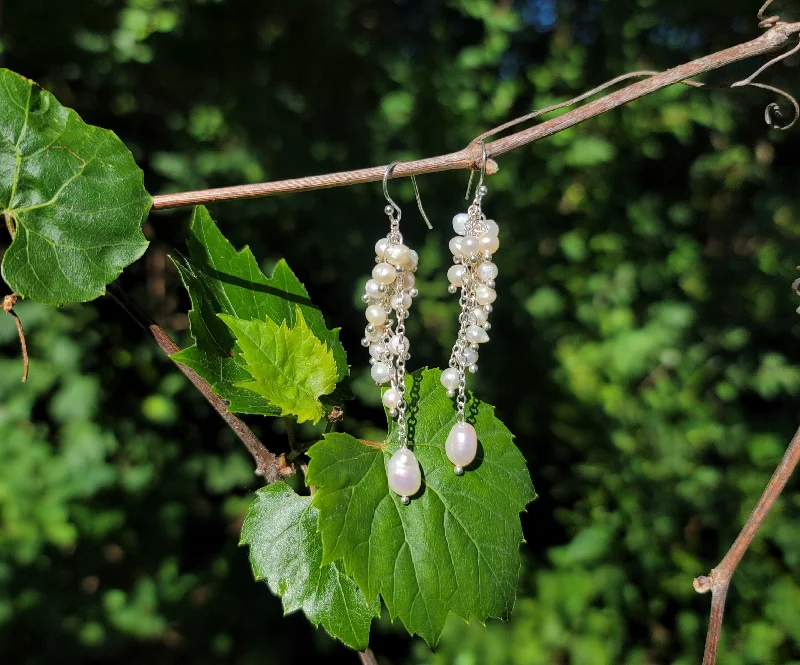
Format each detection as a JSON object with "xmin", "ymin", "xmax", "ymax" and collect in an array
[
  {"xmin": 694, "ymin": 425, "xmax": 800, "ymax": 665},
  {"xmin": 358, "ymin": 647, "xmax": 378, "ymax": 665},
  {"xmin": 106, "ymin": 282, "xmax": 290, "ymax": 483},
  {"xmin": 150, "ymin": 20, "xmax": 800, "ymax": 211},
  {"xmin": 285, "ymin": 416, "xmax": 298, "ymax": 451},
  {"xmin": 2, "ymin": 294, "xmax": 28, "ymax": 382}
]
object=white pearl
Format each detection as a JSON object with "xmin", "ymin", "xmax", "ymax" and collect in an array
[
  {"xmin": 449, "ymin": 236, "xmax": 463, "ymax": 257},
  {"xmin": 477, "ymin": 262, "xmax": 498, "ymax": 282},
  {"xmin": 445, "ymin": 422, "xmax": 478, "ymax": 467},
  {"xmin": 452, "ymin": 213, "xmax": 469, "ymax": 235},
  {"xmin": 447, "ymin": 264, "xmax": 465, "ymax": 287},
  {"xmin": 464, "ymin": 348, "xmax": 479, "ymax": 365},
  {"xmin": 475, "ymin": 284, "xmax": 497, "ymax": 305},
  {"xmin": 403, "ymin": 273, "xmax": 416, "ymax": 290},
  {"xmin": 365, "ymin": 325, "xmax": 386, "ymax": 343},
  {"xmin": 479, "ymin": 235, "xmax": 499, "ymax": 254},
  {"xmin": 371, "ymin": 362, "xmax": 392, "ymax": 384},
  {"xmin": 440, "ymin": 368, "xmax": 460, "ymax": 390},
  {"xmin": 390, "ymin": 293, "xmax": 412, "ymax": 311},
  {"xmin": 382, "ymin": 387, "xmax": 401, "ymax": 410},
  {"xmin": 365, "ymin": 279, "xmax": 383, "ymax": 299},
  {"xmin": 461, "ymin": 236, "xmax": 480, "ymax": 259},
  {"xmin": 466, "ymin": 325, "xmax": 489, "ymax": 344},
  {"xmin": 408, "ymin": 249, "xmax": 419, "ymax": 270},
  {"xmin": 366, "ymin": 305, "xmax": 387, "ymax": 325},
  {"xmin": 483, "ymin": 220, "xmax": 499, "ymax": 237},
  {"xmin": 471, "ymin": 307, "xmax": 488, "ymax": 326},
  {"xmin": 387, "ymin": 448, "xmax": 422, "ymax": 497},
  {"xmin": 388, "ymin": 335, "xmax": 410, "ymax": 356},
  {"xmin": 375, "ymin": 238, "xmax": 389, "ymax": 259},
  {"xmin": 385, "ymin": 243, "xmax": 411, "ymax": 267},
  {"xmin": 369, "ymin": 343, "xmax": 387, "ymax": 360},
  {"xmin": 372, "ymin": 263, "xmax": 397, "ymax": 285}
]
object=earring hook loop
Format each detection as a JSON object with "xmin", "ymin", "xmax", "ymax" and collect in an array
[{"xmin": 383, "ymin": 161, "xmax": 433, "ymax": 230}]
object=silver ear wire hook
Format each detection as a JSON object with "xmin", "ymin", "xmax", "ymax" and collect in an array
[
  {"xmin": 383, "ymin": 161, "xmax": 433, "ymax": 230},
  {"xmin": 465, "ymin": 141, "xmax": 488, "ymax": 200}
]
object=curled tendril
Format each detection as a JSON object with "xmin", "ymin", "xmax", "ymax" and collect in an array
[{"xmin": 758, "ymin": 0, "xmax": 782, "ymax": 29}]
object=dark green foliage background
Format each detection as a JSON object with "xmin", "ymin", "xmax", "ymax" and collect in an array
[{"xmin": 2, "ymin": 0, "xmax": 800, "ymax": 662}]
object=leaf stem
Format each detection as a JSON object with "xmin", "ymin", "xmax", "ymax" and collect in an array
[
  {"xmin": 2, "ymin": 294, "xmax": 28, "ymax": 382},
  {"xmin": 107, "ymin": 282, "xmax": 290, "ymax": 483},
  {"xmin": 358, "ymin": 647, "xmax": 378, "ymax": 665},
  {"xmin": 694, "ymin": 424, "xmax": 800, "ymax": 664}
]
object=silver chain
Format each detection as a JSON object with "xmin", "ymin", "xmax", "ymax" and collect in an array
[{"xmin": 393, "ymin": 272, "xmax": 408, "ymax": 446}]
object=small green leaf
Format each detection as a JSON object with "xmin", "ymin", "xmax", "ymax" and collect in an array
[
  {"xmin": 306, "ymin": 368, "xmax": 535, "ymax": 645},
  {"xmin": 0, "ymin": 68, "xmax": 150, "ymax": 305},
  {"xmin": 241, "ymin": 483, "xmax": 379, "ymax": 651},
  {"xmin": 171, "ymin": 206, "xmax": 350, "ymax": 415},
  {"xmin": 220, "ymin": 309, "xmax": 337, "ymax": 424}
]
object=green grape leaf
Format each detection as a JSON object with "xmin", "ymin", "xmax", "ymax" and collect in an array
[
  {"xmin": 241, "ymin": 483, "xmax": 380, "ymax": 651},
  {"xmin": 0, "ymin": 68, "xmax": 150, "ymax": 305},
  {"xmin": 219, "ymin": 309, "xmax": 338, "ymax": 424},
  {"xmin": 306, "ymin": 368, "xmax": 536, "ymax": 646},
  {"xmin": 171, "ymin": 206, "xmax": 350, "ymax": 415}
]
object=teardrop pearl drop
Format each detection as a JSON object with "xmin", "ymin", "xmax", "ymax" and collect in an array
[
  {"xmin": 387, "ymin": 448, "xmax": 422, "ymax": 497},
  {"xmin": 445, "ymin": 422, "xmax": 478, "ymax": 468}
]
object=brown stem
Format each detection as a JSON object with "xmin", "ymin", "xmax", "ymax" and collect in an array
[
  {"xmin": 150, "ymin": 21, "xmax": 800, "ymax": 211},
  {"xmin": 694, "ymin": 425, "xmax": 800, "ymax": 665},
  {"xmin": 358, "ymin": 648, "xmax": 378, "ymax": 665},
  {"xmin": 2, "ymin": 294, "xmax": 28, "ymax": 382},
  {"xmin": 106, "ymin": 282, "xmax": 290, "ymax": 483}
]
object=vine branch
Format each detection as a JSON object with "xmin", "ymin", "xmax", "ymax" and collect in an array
[
  {"xmin": 151, "ymin": 18, "xmax": 800, "ymax": 211},
  {"xmin": 106, "ymin": 282, "xmax": 290, "ymax": 483},
  {"xmin": 694, "ymin": 425, "xmax": 800, "ymax": 665}
]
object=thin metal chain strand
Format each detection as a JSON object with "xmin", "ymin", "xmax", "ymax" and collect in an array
[{"xmin": 394, "ymin": 272, "xmax": 408, "ymax": 447}]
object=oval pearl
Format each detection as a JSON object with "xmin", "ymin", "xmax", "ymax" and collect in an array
[
  {"xmin": 461, "ymin": 236, "xmax": 480, "ymax": 258},
  {"xmin": 477, "ymin": 262, "xmax": 498, "ymax": 282},
  {"xmin": 371, "ymin": 362, "xmax": 392, "ymax": 384},
  {"xmin": 466, "ymin": 325, "xmax": 489, "ymax": 344},
  {"xmin": 369, "ymin": 343, "xmax": 387, "ymax": 360},
  {"xmin": 403, "ymin": 273, "xmax": 416, "ymax": 290},
  {"xmin": 365, "ymin": 325, "xmax": 386, "ymax": 343},
  {"xmin": 385, "ymin": 243, "xmax": 411, "ymax": 267},
  {"xmin": 440, "ymin": 367, "xmax": 460, "ymax": 390},
  {"xmin": 387, "ymin": 448, "xmax": 422, "ymax": 497},
  {"xmin": 483, "ymin": 220, "xmax": 499, "ymax": 237},
  {"xmin": 388, "ymin": 335, "xmax": 410, "ymax": 355},
  {"xmin": 408, "ymin": 249, "xmax": 419, "ymax": 270},
  {"xmin": 366, "ymin": 304, "xmax": 387, "ymax": 325},
  {"xmin": 464, "ymin": 348, "xmax": 479, "ymax": 365},
  {"xmin": 471, "ymin": 306, "xmax": 488, "ymax": 326},
  {"xmin": 382, "ymin": 387, "xmax": 401, "ymax": 410},
  {"xmin": 445, "ymin": 422, "xmax": 478, "ymax": 467},
  {"xmin": 373, "ymin": 262, "xmax": 397, "ymax": 285},
  {"xmin": 375, "ymin": 238, "xmax": 389, "ymax": 259},
  {"xmin": 449, "ymin": 236, "xmax": 463, "ymax": 257},
  {"xmin": 364, "ymin": 279, "xmax": 383, "ymax": 300},
  {"xmin": 390, "ymin": 293, "xmax": 412, "ymax": 311},
  {"xmin": 452, "ymin": 213, "xmax": 469, "ymax": 236},
  {"xmin": 479, "ymin": 235, "xmax": 499, "ymax": 254},
  {"xmin": 475, "ymin": 284, "xmax": 497, "ymax": 305},
  {"xmin": 447, "ymin": 264, "xmax": 465, "ymax": 287}
]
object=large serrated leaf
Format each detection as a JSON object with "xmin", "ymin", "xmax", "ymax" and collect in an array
[
  {"xmin": 0, "ymin": 68, "xmax": 150, "ymax": 305},
  {"xmin": 219, "ymin": 309, "xmax": 338, "ymax": 424},
  {"xmin": 171, "ymin": 206, "xmax": 350, "ymax": 415},
  {"xmin": 241, "ymin": 483, "xmax": 380, "ymax": 651},
  {"xmin": 305, "ymin": 368, "xmax": 536, "ymax": 646}
]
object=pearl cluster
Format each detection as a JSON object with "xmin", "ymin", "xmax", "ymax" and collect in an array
[
  {"xmin": 362, "ymin": 204, "xmax": 421, "ymax": 505},
  {"xmin": 440, "ymin": 183, "xmax": 498, "ymax": 474}
]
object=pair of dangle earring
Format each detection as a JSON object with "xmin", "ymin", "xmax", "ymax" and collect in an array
[
  {"xmin": 361, "ymin": 162, "xmax": 429, "ymax": 504},
  {"xmin": 441, "ymin": 143, "xmax": 500, "ymax": 475}
]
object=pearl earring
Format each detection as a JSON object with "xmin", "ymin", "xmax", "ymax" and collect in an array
[
  {"xmin": 441, "ymin": 142, "xmax": 498, "ymax": 475},
  {"xmin": 361, "ymin": 162, "xmax": 428, "ymax": 505}
]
